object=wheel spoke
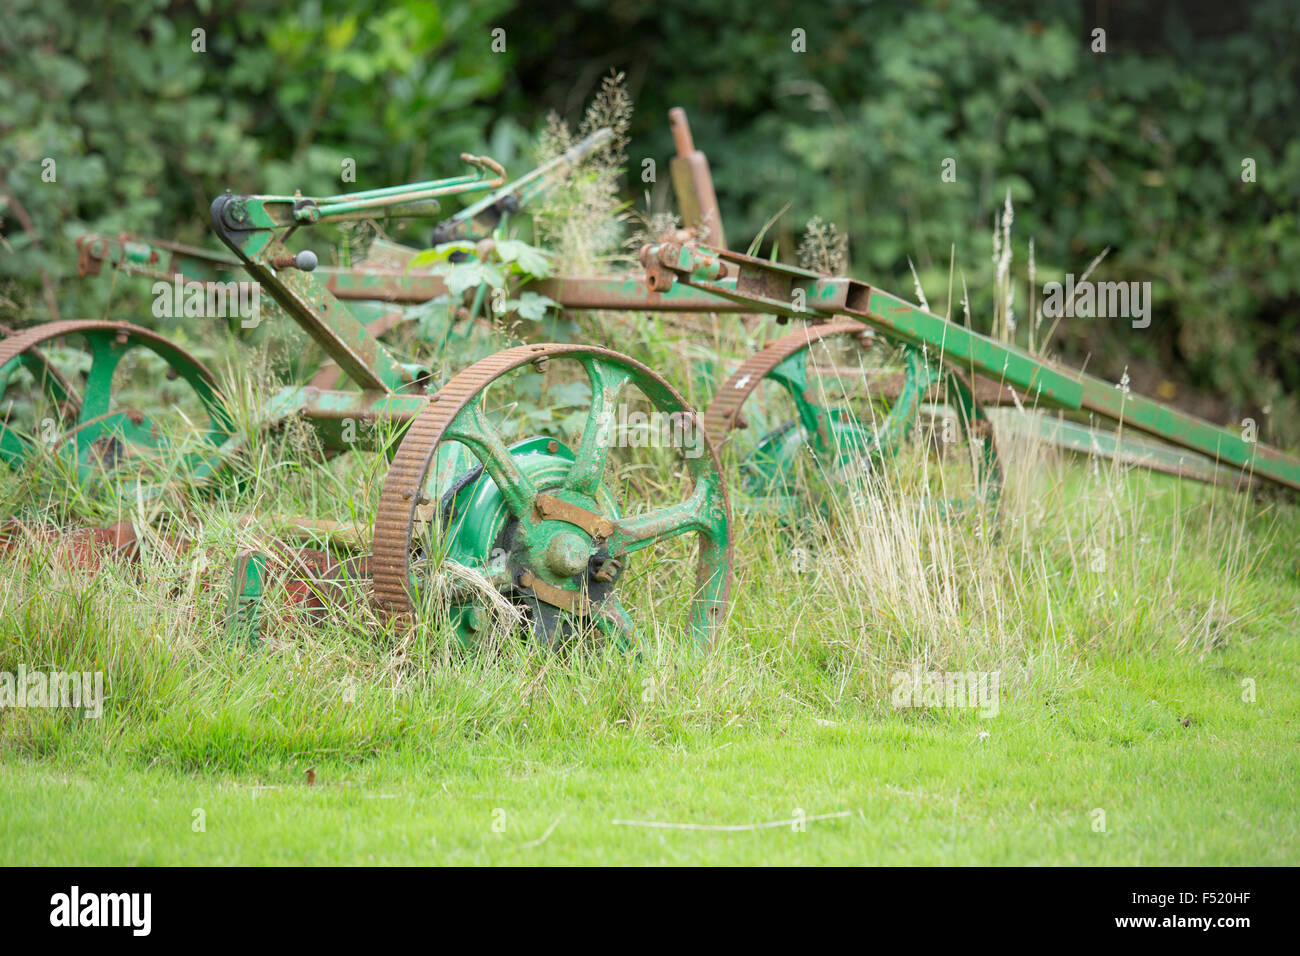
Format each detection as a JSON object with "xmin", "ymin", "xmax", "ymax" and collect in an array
[
  {"xmin": 593, "ymin": 594, "xmax": 642, "ymax": 652},
  {"xmin": 443, "ymin": 396, "xmax": 539, "ymax": 521},
  {"xmin": 77, "ymin": 331, "xmax": 128, "ymax": 423},
  {"xmin": 1, "ymin": 350, "xmax": 83, "ymax": 464},
  {"xmin": 3, "ymin": 351, "xmax": 80, "ymax": 413},
  {"xmin": 606, "ymin": 478, "xmax": 715, "ymax": 557},
  {"xmin": 767, "ymin": 350, "xmax": 828, "ymax": 445},
  {"xmin": 565, "ymin": 356, "xmax": 633, "ymax": 496},
  {"xmin": 863, "ymin": 345, "xmax": 939, "ymax": 460}
]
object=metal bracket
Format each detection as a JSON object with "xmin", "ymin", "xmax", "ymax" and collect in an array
[
  {"xmin": 227, "ymin": 550, "xmax": 268, "ymax": 647},
  {"xmin": 517, "ymin": 569, "xmax": 588, "ymax": 613},
  {"xmin": 533, "ymin": 492, "xmax": 614, "ymax": 539}
]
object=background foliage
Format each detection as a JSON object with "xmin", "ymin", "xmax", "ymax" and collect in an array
[{"xmin": 3, "ymin": 0, "xmax": 1299, "ymax": 443}]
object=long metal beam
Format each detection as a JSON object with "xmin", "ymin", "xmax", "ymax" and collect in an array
[
  {"xmin": 71, "ymin": 227, "xmax": 1300, "ymax": 491},
  {"xmin": 639, "ymin": 241, "xmax": 1300, "ymax": 492}
]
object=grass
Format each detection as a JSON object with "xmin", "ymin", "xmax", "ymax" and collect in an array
[
  {"xmin": 1, "ymin": 394, "xmax": 1297, "ymax": 863},
  {"xmin": 1, "ymin": 146, "xmax": 1297, "ymax": 863},
  {"xmin": 0, "ymin": 634, "xmax": 1295, "ymax": 865}
]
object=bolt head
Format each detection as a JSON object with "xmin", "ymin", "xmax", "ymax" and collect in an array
[{"xmin": 542, "ymin": 532, "xmax": 592, "ymax": 578}]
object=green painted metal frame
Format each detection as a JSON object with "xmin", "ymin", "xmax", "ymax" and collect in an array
[
  {"xmin": 69, "ymin": 226, "xmax": 1300, "ymax": 495},
  {"xmin": 429, "ymin": 128, "xmax": 615, "ymax": 245},
  {"xmin": 638, "ymin": 241, "xmax": 1300, "ymax": 493},
  {"xmin": 988, "ymin": 409, "xmax": 1253, "ymax": 489},
  {"xmin": 62, "ymin": 111, "xmax": 1300, "ymax": 497},
  {"xmin": 227, "ymin": 549, "xmax": 268, "ymax": 646}
]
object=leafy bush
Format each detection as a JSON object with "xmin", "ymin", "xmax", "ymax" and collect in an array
[{"xmin": 4, "ymin": 0, "xmax": 1299, "ymax": 443}]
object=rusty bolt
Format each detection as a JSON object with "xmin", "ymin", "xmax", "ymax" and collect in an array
[
  {"xmin": 271, "ymin": 250, "xmax": 318, "ymax": 272},
  {"xmin": 590, "ymin": 557, "xmax": 621, "ymax": 583}
]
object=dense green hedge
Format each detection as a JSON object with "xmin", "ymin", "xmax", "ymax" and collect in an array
[
  {"xmin": 0, "ymin": 0, "xmax": 518, "ymax": 322},
  {"xmin": 4, "ymin": 0, "xmax": 1299, "ymax": 440}
]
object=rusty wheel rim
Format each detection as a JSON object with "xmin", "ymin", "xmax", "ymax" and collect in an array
[
  {"xmin": 703, "ymin": 322, "xmax": 1001, "ymax": 510},
  {"xmin": 371, "ymin": 343, "xmax": 732, "ymax": 648}
]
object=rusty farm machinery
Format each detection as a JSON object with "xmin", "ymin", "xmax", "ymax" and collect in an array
[{"xmin": 3, "ymin": 109, "xmax": 1297, "ymax": 649}]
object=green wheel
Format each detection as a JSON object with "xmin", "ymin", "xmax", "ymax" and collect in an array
[
  {"xmin": 703, "ymin": 322, "xmax": 1002, "ymax": 512},
  {"xmin": 0, "ymin": 320, "xmax": 233, "ymax": 486},
  {"xmin": 371, "ymin": 343, "xmax": 732, "ymax": 649}
]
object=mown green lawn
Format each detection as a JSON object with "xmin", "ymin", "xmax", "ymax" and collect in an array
[{"xmin": 2, "ymin": 631, "xmax": 1294, "ymax": 865}]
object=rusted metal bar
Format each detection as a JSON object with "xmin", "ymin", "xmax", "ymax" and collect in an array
[
  {"xmin": 76, "ymin": 232, "xmax": 241, "ymax": 282},
  {"xmin": 668, "ymin": 108, "xmax": 727, "ymax": 249},
  {"xmin": 529, "ymin": 276, "xmax": 746, "ymax": 312},
  {"xmin": 210, "ymin": 194, "xmax": 418, "ymax": 393},
  {"xmin": 639, "ymin": 240, "xmax": 1300, "ymax": 492}
]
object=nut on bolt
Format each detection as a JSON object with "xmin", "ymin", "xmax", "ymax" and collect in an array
[
  {"xmin": 270, "ymin": 250, "xmax": 318, "ymax": 272},
  {"xmin": 590, "ymin": 556, "xmax": 621, "ymax": 583}
]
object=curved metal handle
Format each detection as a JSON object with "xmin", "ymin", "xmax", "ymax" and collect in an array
[{"xmin": 459, "ymin": 153, "xmax": 507, "ymax": 188}]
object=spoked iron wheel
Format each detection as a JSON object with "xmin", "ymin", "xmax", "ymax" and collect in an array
[
  {"xmin": 372, "ymin": 343, "xmax": 732, "ymax": 649},
  {"xmin": 703, "ymin": 321, "xmax": 1002, "ymax": 513},
  {"xmin": 0, "ymin": 321, "xmax": 232, "ymax": 485}
]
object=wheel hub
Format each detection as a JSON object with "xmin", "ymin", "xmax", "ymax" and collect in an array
[{"xmin": 541, "ymin": 531, "xmax": 593, "ymax": 577}]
